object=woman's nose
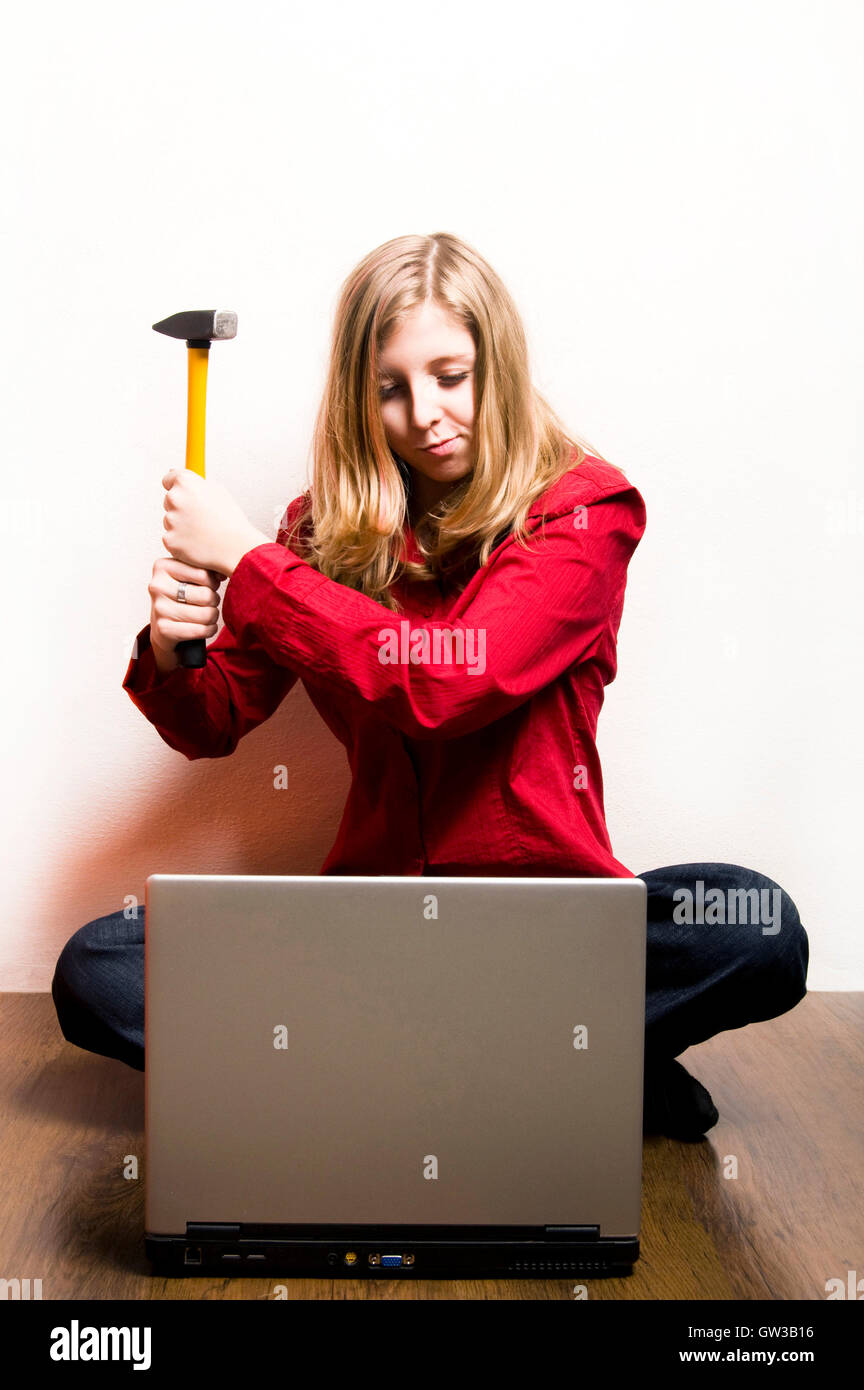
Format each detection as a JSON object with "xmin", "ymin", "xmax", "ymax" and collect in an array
[{"xmin": 408, "ymin": 384, "xmax": 443, "ymax": 428}]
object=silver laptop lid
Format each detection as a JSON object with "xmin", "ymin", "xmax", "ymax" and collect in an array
[{"xmin": 145, "ymin": 875, "xmax": 646, "ymax": 1237}]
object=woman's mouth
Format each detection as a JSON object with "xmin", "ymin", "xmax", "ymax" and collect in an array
[{"xmin": 422, "ymin": 436, "xmax": 459, "ymax": 456}]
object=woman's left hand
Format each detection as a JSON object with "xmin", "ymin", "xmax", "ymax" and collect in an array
[{"xmin": 161, "ymin": 469, "xmax": 270, "ymax": 576}]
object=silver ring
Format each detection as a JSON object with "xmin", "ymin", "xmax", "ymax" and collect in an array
[{"xmin": 177, "ymin": 584, "xmax": 187, "ymax": 603}]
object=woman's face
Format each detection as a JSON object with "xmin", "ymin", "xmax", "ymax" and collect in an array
[{"xmin": 377, "ymin": 301, "xmax": 476, "ymax": 503}]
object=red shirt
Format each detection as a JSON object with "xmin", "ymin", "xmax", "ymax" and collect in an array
[{"xmin": 122, "ymin": 453, "xmax": 646, "ymax": 878}]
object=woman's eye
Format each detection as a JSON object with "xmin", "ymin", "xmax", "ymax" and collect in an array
[{"xmin": 379, "ymin": 372, "xmax": 468, "ymax": 400}]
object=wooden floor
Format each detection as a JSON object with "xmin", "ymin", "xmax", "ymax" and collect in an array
[{"xmin": 1, "ymin": 992, "xmax": 860, "ymax": 1300}]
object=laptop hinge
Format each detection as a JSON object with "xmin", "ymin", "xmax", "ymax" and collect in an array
[
  {"xmin": 186, "ymin": 1223, "xmax": 241, "ymax": 1238},
  {"xmin": 543, "ymin": 1226, "xmax": 600, "ymax": 1241},
  {"xmin": 184, "ymin": 1222, "xmax": 602, "ymax": 1241}
]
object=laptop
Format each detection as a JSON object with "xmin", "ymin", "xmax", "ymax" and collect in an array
[{"xmin": 144, "ymin": 873, "xmax": 647, "ymax": 1279}]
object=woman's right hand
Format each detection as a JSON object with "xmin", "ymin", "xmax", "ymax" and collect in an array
[{"xmin": 148, "ymin": 556, "xmax": 224, "ymax": 673}]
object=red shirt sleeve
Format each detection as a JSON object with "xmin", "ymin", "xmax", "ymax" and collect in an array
[
  {"xmin": 220, "ymin": 484, "xmax": 646, "ymax": 742},
  {"xmin": 121, "ymin": 619, "xmax": 301, "ymax": 760}
]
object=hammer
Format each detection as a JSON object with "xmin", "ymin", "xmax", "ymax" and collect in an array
[{"xmin": 152, "ymin": 309, "xmax": 238, "ymax": 668}]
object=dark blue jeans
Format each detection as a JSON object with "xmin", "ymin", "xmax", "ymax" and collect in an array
[{"xmin": 50, "ymin": 862, "xmax": 809, "ymax": 1075}]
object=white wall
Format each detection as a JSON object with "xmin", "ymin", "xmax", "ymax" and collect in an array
[{"xmin": 1, "ymin": 0, "xmax": 860, "ymax": 990}]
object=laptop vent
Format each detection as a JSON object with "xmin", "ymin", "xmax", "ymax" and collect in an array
[{"xmin": 508, "ymin": 1260, "xmax": 610, "ymax": 1273}]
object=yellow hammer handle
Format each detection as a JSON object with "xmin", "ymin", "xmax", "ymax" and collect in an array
[{"xmin": 185, "ymin": 346, "xmax": 210, "ymax": 476}]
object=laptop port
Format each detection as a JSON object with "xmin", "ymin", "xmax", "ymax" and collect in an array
[
  {"xmin": 369, "ymin": 1254, "xmax": 414, "ymax": 1268},
  {"xmin": 184, "ymin": 1246, "xmax": 202, "ymax": 1266}
]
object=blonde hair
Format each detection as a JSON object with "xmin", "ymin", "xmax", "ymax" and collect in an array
[{"xmin": 283, "ymin": 231, "xmax": 607, "ymax": 614}]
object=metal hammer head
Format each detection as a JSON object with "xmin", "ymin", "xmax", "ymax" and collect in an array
[{"xmin": 152, "ymin": 310, "xmax": 238, "ymax": 346}]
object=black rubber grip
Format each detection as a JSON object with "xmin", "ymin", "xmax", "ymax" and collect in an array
[{"xmin": 176, "ymin": 637, "xmax": 207, "ymax": 668}]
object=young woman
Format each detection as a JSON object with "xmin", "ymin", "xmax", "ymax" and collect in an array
[{"xmin": 52, "ymin": 232, "xmax": 808, "ymax": 1140}]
